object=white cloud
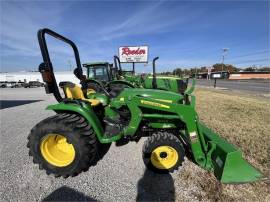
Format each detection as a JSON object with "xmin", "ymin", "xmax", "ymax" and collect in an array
[
  {"xmin": 0, "ymin": 2, "xmax": 72, "ymax": 58},
  {"xmin": 97, "ymin": 2, "xmax": 204, "ymax": 41}
]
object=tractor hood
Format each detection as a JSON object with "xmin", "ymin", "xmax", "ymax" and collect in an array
[
  {"xmin": 119, "ymin": 88, "xmax": 184, "ymax": 103},
  {"xmin": 143, "ymin": 76, "xmax": 187, "ymax": 94}
]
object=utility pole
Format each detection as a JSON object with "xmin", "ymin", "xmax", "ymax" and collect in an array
[{"xmin": 221, "ymin": 48, "xmax": 229, "ymax": 72}]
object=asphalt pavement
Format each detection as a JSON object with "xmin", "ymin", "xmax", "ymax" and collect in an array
[
  {"xmin": 196, "ymin": 79, "xmax": 270, "ymax": 94},
  {"xmin": 0, "ymin": 88, "xmax": 197, "ymax": 202}
]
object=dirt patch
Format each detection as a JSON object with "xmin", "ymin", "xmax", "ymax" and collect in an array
[{"xmin": 177, "ymin": 88, "xmax": 270, "ymax": 201}]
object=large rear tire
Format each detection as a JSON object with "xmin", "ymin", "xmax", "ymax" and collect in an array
[
  {"xmin": 27, "ymin": 113, "xmax": 97, "ymax": 178},
  {"xmin": 86, "ymin": 82, "xmax": 104, "ymax": 94},
  {"xmin": 142, "ymin": 132, "xmax": 185, "ymax": 173}
]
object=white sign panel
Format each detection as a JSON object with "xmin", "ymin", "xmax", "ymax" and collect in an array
[
  {"xmin": 213, "ymin": 73, "xmax": 221, "ymax": 78},
  {"xmin": 119, "ymin": 46, "xmax": 148, "ymax": 63}
]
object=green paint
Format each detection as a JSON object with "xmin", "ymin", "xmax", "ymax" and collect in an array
[
  {"xmin": 148, "ymin": 122, "xmax": 176, "ymax": 129},
  {"xmin": 143, "ymin": 76, "xmax": 179, "ymax": 93},
  {"xmin": 44, "ymin": 80, "xmax": 263, "ymax": 184},
  {"xmin": 87, "ymin": 92, "xmax": 109, "ymax": 106}
]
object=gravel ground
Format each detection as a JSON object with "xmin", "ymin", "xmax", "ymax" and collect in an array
[
  {"xmin": 1, "ymin": 88, "xmax": 268, "ymax": 202},
  {"xmin": 0, "ymin": 88, "xmax": 199, "ymax": 202}
]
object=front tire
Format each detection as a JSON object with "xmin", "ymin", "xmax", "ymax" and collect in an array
[
  {"xmin": 27, "ymin": 113, "xmax": 97, "ymax": 178},
  {"xmin": 142, "ymin": 132, "xmax": 185, "ymax": 173}
]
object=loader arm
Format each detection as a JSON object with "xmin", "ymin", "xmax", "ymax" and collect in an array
[{"xmin": 110, "ymin": 90, "xmax": 264, "ymax": 183}]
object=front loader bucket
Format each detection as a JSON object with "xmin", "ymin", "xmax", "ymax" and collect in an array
[{"xmin": 198, "ymin": 122, "xmax": 263, "ymax": 184}]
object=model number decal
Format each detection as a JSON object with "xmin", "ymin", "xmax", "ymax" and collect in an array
[{"xmin": 141, "ymin": 100, "xmax": 170, "ymax": 109}]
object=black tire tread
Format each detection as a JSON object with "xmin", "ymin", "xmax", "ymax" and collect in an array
[
  {"xmin": 142, "ymin": 132, "xmax": 185, "ymax": 173},
  {"xmin": 27, "ymin": 113, "xmax": 97, "ymax": 178}
]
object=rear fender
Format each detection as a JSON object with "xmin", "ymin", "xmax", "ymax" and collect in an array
[
  {"xmin": 85, "ymin": 79, "xmax": 103, "ymax": 87},
  {"xmin": 46, "ymin": 102, "xmax": 105, "ymax": 143}
]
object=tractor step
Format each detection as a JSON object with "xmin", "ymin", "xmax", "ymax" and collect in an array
[{"xmin": 103, "ymin": 117, "xmax": 122, "ymax": 137}]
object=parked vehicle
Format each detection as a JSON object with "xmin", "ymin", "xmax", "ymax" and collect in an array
[
  {"xmin": 10, "ymin": 81, "xmax": 24, "ymax": 88},
  {"xmin": 1, "ymin": 82, "xmax": 13, "ymax": 88},
  {"xmin": 0, "ymin": 82, "xmax": 7, "ymax": 88},
  {"xmin": 23, "ymin": 81, "xmax": 44, "ymax": 88}
]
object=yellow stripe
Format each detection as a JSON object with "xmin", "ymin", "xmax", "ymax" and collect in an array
[
  {"xmin": 141, "ymin": 100, "xmax": 170, "ymax": 109},
  {"xmin": 154, "ymin": 99, "xmax": 173, "ymax": 103}
]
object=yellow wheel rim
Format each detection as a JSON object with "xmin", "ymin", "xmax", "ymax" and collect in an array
[
  {"xmin": 40, "ymin": 134, "xmax": 75, "ymax": 167},
  {"xmin": 150, "ymin": 146, "xmax": 179, "ymax": 169}
]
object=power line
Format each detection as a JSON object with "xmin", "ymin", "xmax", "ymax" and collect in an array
[
  {"xmin": 227, "ymin": 50, "xmax": 270, "ymax": 61},
  {"xmin": 232, "ymin": 58, "xmax": 270, "ymax": 65}
]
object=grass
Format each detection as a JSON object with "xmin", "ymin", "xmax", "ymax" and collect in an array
[{"xmin": 177, "ymin": 88, "xmax": 270, "ymax": 201}]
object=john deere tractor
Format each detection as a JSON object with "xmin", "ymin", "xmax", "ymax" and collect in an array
[
  {"xmin": 27, "ymin": 28, "xmax": 263, "ymax": 183},
  {"xmin": 113, "ymin": 55, "xmax": 189, "ymax": 94},
  {"xmin": 82, "ymin": 60, "xmax": 136, "ymax": 98},
  {"xmin": 83, "ymin": 55, "xmax": 189, "ymax": 95}
]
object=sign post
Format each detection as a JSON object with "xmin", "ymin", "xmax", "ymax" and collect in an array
[
  {"xmin": 132, "ymin": 62, "xmax": 135, "ymax": 75},
  {"xmin": 207, "ymin": 66, "xmax": 213, "ymax": 80}
]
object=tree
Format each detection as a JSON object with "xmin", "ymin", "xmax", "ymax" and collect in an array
[
  {"xmin": 212, "ymin": 63, "xmax": 238, "ymax": 72},
  {"xmin": 172, "ymin": 68, "xmax": 183, "ymax": 77},
  {"xmin": 259, "ymin": 67, "xmax": 270, "ymax": 72},
  {"xmin": 212, "ymin": 63, "xmax": 223, "ymax": 72},
  {"xmin": 243, "ymin": 67, "xmax": 256, "ymax": 72},
  {"xmin": 226, "ymin": 64, "xmax": 239, "ymax": 72}
]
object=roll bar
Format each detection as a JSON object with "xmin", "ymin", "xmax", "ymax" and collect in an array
[
  {"xmin": 113, "ymin": 55, "xmax": 136, "ymax": 75},
  {"xmin": 37, "ymin": 28, "xmax": 84, "ymax": 102},
  {"xmin": 152, "ymin": 57, "xmax": 159, "ymax": 89}
]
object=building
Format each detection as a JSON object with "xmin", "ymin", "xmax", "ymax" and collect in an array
[
  {"xmin": 229, "ymin": 72, "xmax": 270, "ymax": 80},
  {"xmin": 0, "ymin": 71, "xmax": 80, "ymax": 84},
  {"xmin": 192, "ymin": 71, "xmax": 229, "ymax": 79}
]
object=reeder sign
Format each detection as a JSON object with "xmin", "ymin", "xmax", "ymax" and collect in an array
[{"xmin": 119, "ymin": 46, "xmax": 148, "ymax": 63}]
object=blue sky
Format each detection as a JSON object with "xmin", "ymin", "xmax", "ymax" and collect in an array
[{"xmin": 0, "ymin": 0, "xmax": 269, "ymax": 73}]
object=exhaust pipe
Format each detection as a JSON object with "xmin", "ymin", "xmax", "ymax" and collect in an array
[
  {"xmin": 152, "ymin": 57, "xmax": 159, "ymax": 89},
  {"xmin": 114, "ymin": 55, "xmax": 122, "ymax": 76}
]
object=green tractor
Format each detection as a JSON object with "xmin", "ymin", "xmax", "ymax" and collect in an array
[
  {"xmin": 114, "ymin": 55, "xmax": 189, "ymax": 94},
  {"xmin": 112, "ymin": 55, "xmax": 142, "ymax": 87},
  {"xmin": 27, "ymin": 28, "xmax": 263, "ymax": 183},
  {"xmin": 83, "ymin": 55, "xmax": 189, "ymax": 95},
  {"xmin": 81, "ymin": 60, "xmax": 136, "ymax": 97}
]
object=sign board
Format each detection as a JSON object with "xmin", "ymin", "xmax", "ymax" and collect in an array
[
  {"xmin": 212, "ymin": 73, "xmax": 221, "ymax": 78},
  {"xmin": 119, "ymin": 46, "xmax": 148, "ymax": 63}
]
